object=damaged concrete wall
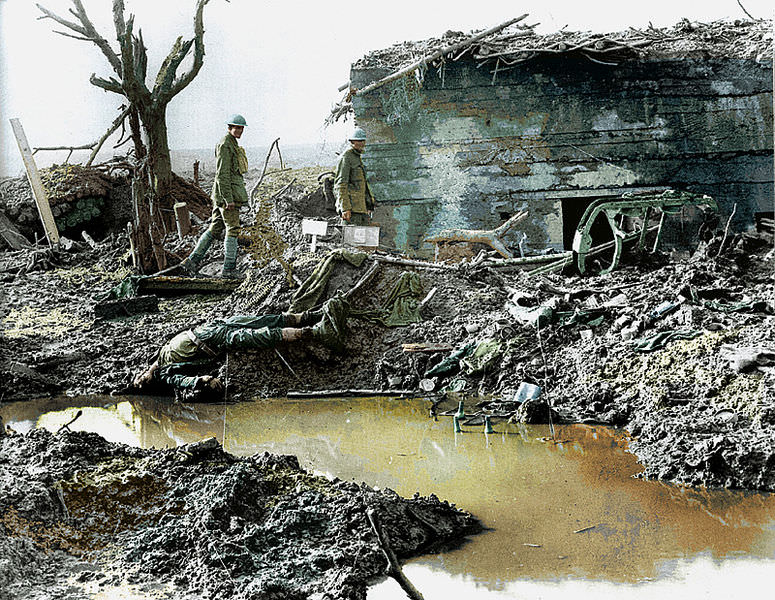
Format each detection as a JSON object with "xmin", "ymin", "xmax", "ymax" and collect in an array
[{"xmin": 351, "ymin": 55, "xmax": 774, "ymax": 253}]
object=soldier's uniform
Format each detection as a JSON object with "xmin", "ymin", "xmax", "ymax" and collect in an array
[
  {"xmin": 334, "ymin": 147, "xmax": 374, "ymax": 226},
  {"xmin": 182, "ymin": 121, "xmax": 249, "ymax": 277},
  {"xmin": 208, "ymin": 133, "xmax": 249, "ymax": 239},
  {"xmin": 154, "ymin": 315, "xmax": 284, "ymax": 390}
]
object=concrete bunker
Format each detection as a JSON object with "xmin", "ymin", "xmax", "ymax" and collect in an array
[{"xmin": 338, "ymin": 18, "xmax": 774, "ymax": 257}]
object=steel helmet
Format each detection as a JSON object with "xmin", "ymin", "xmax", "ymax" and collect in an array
[
  {"xmin": 349, "ymin": 127, "xmax": 367, "ymax": 141},
  {"xmin": 227, "ymin": 114, "xmax": 247, "ymax": 127}
]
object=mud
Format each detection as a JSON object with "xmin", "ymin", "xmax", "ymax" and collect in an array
[
  {"xmin": 0, "ymin": 429, "xmax": 478, "ymax": 600},
  {"xmin": 1, "ymin": 165, "xmax": 774, "ymax": 497}
]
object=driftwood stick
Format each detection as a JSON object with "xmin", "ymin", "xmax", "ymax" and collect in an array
[
  {"xmin": 343, "ymin": 260, "xmax": 380, "ymax": 300},
  {"xmin": 354, "ymin": 15, "xmax": 528, "ymax": 96},
  {"xmin": 366, "ymin": 509, "xmax": 426, "ymax": 600},
  {"xmin": 716, "ymin": 202, "xmax": 738, "ymax": 257},
  {"xmin": 373, "ymin": 254, "xmax": 456, "ymax": 270},
  {"xmin": 425, "ymin": 210, "xmax": 528, "ymax": 259}
]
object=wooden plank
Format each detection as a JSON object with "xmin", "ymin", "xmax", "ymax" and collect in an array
[
  {"xmin": 138, "ymin": 275, "xmax": 241, "ymax": 295},
  {"xmin": 9, "ymin": 118, "xmax": 60, "ymax": 246},
  {"xmin": 402, "ymin": 343, "xmax": 454, "ymax": 353},
  {"xmin": 93, "ymin": 295, "xmax": 159, "ymax": 319}
]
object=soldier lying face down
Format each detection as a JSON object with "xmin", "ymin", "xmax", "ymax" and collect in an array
[{"xmin": 132, "ymin": 298, "xmax": 350, "ymax": 394}]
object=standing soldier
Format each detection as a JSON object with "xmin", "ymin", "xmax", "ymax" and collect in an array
[
  {"xmin": 181, "ymin": 114, "xmax": 250, "ymax": 279},
  {"xmin": 334, "ymin": 127, "xmax": 375, "ymax": 226}
]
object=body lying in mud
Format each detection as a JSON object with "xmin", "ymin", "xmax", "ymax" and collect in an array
[
  {"xmin": 131, "ymin": 300, "xmax": 349, "ymax": 397},
  {"xmin": 0, "ymin": 428, "xmax": 480, "ymax": 600}
]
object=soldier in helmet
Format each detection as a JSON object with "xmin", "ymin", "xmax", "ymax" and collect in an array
[
  {"xmin": 334, "ymin": 127, "xmax": 376, "ymax": 226},
  {"xmin": 181, "ymin": 114, "xmax": 250, "ymax": 279}
]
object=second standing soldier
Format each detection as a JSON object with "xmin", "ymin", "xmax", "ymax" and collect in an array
[{"xmin": 334, "ymin": 127, "xmax": 375, "ymax": 226}]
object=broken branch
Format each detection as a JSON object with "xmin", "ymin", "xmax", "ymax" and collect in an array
[
  {"xmin": 366, "ymin": 509, "xmax": 426, "ymax": 600},
  {"xmin": 424, "ymin": 210, "xmax": 528, "ymax": 259},
  {"xmin": 354, "ymin": 15, "xmax": 529, "ymax": 96}
]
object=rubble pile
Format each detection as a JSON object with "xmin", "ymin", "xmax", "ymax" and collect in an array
[
  {"xmin": 0, "ymin": 429, "xmax": 478, "ymax": 599},
  {"xmin": 357, "ymin": 18, "xmax": 774, "ymax": 71}
]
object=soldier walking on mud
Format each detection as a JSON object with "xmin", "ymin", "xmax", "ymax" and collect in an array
[
  {"xmin": 181, "ymin": 114, "xmax": 250, "ymax": 279},
  {"xmin": 334, "ymin": 127, "xmax": 376, "ymax": 226}
]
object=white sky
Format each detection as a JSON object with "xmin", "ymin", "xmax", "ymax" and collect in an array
[{"xmin": 0, "ymin": 0, "xmax": 771, "ymax": 176}]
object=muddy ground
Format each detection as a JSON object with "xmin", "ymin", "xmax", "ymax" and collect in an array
[
  {"xmin": 2, "ymin": 166, "xmax": 774, "ymax": 491},
  {"xmin": 1, "ymin": 165, "xmax": 774, "ymax": 595},
  {"xmin": 0, "ymin": 428, "xmax": 478, "ymax": 600}
]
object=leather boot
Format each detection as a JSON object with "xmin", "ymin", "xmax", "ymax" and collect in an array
[
  {"xmin": 221, "ymin": 236, "xmax": 243, "ymax": 279},
  {"xmin": 181, "ymin": 230, "xmax": 214, "ymax": 275}
]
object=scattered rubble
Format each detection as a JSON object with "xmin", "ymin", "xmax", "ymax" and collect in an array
[{"xmin": 1, "ymin": 165, "xmax": 774, "ymax": 497}]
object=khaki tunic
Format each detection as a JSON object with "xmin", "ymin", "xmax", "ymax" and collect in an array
[
  {"xmin": 334, "ymin": 147, "xmax": 374, "ymax": 214},
  {"xmin": 211, "ymin": 134, "xmax": 249, "ymax": 208}
]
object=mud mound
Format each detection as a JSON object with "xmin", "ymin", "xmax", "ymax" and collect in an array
[{"xmin": 0, "ymin": 430, "xmax": 479, "ymax": 600}]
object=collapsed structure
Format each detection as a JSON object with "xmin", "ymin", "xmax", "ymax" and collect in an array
[{"xmin": 338, "ymin": 18, "xmax": 774, "ymax": 254}]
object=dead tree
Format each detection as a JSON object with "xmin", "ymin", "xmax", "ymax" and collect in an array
[
  {"xmin": 424, "ymin": 210, "xmax": 529, "ymax": 259},
  {"xmin": 37, "ymin": 0, "xmax": 216, "ymax": 272}
]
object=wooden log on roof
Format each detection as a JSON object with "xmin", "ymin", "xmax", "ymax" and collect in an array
[{"xmin": 354, "ymin": 14, "xmax": 529, "ymax": 96}]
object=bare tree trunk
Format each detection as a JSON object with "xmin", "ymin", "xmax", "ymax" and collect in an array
[{"xmin": 127, "ymin": 106, "xmax": 166, "ymax": 273}]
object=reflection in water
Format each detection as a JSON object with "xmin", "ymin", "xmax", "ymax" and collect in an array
[{"xmin": 3, "ymin": 396, "xmax": 775, "ymax": 599}]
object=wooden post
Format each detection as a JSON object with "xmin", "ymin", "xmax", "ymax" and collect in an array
[
  {"xmin": 126, "ymin": 221, "xmax": 138, "ymax": 268},
  {"xmin": 174, "ymin": 202, "xmax": 191, "ymax": 239},
  {"xmin": 9, "ymin": 118, "xmax": 60, "ymax": 246},
  {"xmin": 193, "ymin": 160, "xmax": 200, "ymax": 187}
]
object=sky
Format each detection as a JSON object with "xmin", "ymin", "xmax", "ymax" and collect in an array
[{"xmin": 0, "ymin": 0, "xmax": 771, "ymax": 176}]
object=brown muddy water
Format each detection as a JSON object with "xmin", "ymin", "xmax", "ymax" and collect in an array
[{"xmin": 3, "ymin": 395, "xmax": 775, "ymax": 600}]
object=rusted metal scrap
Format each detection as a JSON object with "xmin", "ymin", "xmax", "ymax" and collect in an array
[
  {"xmin": 425, "ymin": 210, "xmax": 528, "ymax": 259},
  {"xmin": 572, "ymin": 190, "xmax": 718, "ymax": 275}
]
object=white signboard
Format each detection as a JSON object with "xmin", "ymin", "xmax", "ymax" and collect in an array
[
  {"xmin": 343, "ymin": 225, "xmax": 380, "ymax": 248},
  {"xmin": 301, "ymin": 219, "xmax": 328, "ymax": 236},
  {"xmin": 301, "ymin": 219, "xmax": 329, "ymax": 252}
]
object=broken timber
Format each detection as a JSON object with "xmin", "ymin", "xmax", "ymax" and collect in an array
[
  {"xmin": 425, "ymin": 210, "xmax": 528, "ymax": 259},
  {"xmin": 353, "ymin": 15, "xmax": 529, "ymax": 97},
  {"xmin": 138, "ymin": 275, "xmax": 241, "ymax": 295},
  {"xmin": 9, "ymin": 118, "xmax": 60, "ymax": 246}
]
